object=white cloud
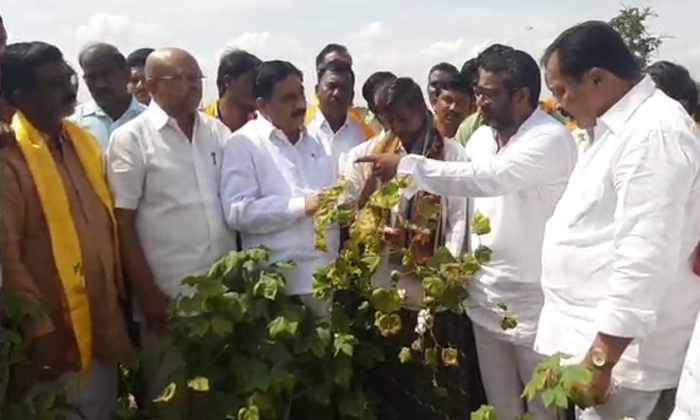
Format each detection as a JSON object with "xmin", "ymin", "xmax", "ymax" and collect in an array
[{"xmin": 3, "ymin": 1, "xmax": 698, "ymax": 105}]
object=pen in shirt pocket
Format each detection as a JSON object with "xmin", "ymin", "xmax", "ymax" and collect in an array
[{"xmin": 210, "ymin": 152, "xmax": 217, "ymax": 166}]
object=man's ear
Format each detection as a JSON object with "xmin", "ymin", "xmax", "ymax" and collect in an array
[
  {"xmin": 254, "ymin": 97, "xmax": 265, "ymax": 113},
  {"xmin": 589, "ymin": 67, "xmax": 604, "ymax": 85},
  {"xmin": 314, "ymin": 83, "xmax": 319, "ymax": 96}
]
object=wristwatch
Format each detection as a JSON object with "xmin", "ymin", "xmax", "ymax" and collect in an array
[{"xmin": 589, "ymin": 347, "xmax": 613, "ymax": 369}]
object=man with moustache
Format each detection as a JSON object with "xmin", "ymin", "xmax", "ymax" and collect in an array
[
  {"xmin": 220, "ymin": 60, "xmax": 333, "ymax": 316},
  {"xmin": 0, "ymin": 41, "xmax": 131, "ymax": 419},
  {"xmin": 203, "ymin": 49, "xmax": 261, "ymax": 133},
  {"xmin": 107, "ymin": 48, "xmax": 236, "ymax": 409},
  {"xmin": 357, "ymin": 44, "xmax": 577, "ymax": 420},
  {"xmin": 126, "ymin": 48, "xmax": 154, "ymax": 105},
  {"xmin": 72, "ymin": 43, "xmax": 146, "ymax": 151},
  {"xmin": 430, "ymin": 72, "xmax": 473, "ymax": 139},
  {"xmin": 536, "ymin": 21, "xmax": 700, "ymax": 420},
  {"xmin": 426, "ymin": 62, "xmax": 460, "ymax": 105}
]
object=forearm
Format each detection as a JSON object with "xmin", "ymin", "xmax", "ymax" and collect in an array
[
  {"xmin": 584, "ymin": 333, "xmax": 634, "ymax": 368},
  {"xmin": 117, "ymin": 225, "xmax": 165, "ymax": 303}
]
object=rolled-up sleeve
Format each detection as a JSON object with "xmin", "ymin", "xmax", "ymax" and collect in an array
[
  {"xmin": 106, "ymin": 129, "xmax": 145, "ymax": 210},
  {"xmin": 397, "ymin": 126, "xmax": 575, "ymax": 198},
  {"xmin": 219, "ymin": 134, "xmax": 306, "ymax": 235},
  {"xmin": 595, "ymin": 127, "xmax": 696, "ymax": 339}
]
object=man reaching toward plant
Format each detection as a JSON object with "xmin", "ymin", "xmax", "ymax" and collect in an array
[{"xmin": 356, "ymin": 44, "xmax": 577, "ymax": 419}]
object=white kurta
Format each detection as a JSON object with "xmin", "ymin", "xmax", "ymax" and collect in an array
[
  {"xmin": 536, "ymin": 76, "xmax": 700, "ymax": 391},
  {"xmin": 107, "ymin": 103, "xmax": 236, "ymax": 299},
  {"xmin": 219, "ymin": 116, "xmax": 337, "ymax": 295},
  {"xmin": 343, "ymin": 134, "xmax": 468, "ymax": 308},
  {"xmin": 396, "ymin": 109, "xmax": 577, "ymax": 344}
]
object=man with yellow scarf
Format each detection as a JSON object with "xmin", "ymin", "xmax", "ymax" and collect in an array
[{"xmin": 0, "ymin": 42, "xmax": 131, "ymax": 419}]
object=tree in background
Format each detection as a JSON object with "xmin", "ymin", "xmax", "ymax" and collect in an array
[{"xmin": 609, "ymin": 5, "xmax": 665, "ymax": 66}]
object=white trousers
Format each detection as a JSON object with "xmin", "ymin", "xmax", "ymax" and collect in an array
[
  {"xmin": 27, "ymin": 358, "xmax": 117, "ymax": 420},
  {"xmin": 577, "ymin": 387, "xmax": 661, "ymax": 420},
  {"xmin": 473, "ymin": 323, "xmax": 558, "ymax": 420}
]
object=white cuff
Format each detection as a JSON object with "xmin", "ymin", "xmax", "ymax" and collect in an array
[
  {"xmin": 287, "ymin": 196, "xmax": 307, "ymax": 218},
  {"xmin": 595, "ymin": 299, "xmax": 657, "ymax": 339}
]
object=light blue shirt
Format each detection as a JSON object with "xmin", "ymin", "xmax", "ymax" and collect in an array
[{"xmin": 71, "ymin": 96, "xmax": 146, "ymax": 151}]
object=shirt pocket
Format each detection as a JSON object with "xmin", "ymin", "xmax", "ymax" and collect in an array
[
  {"xmin": 311, "ymin": 155, "xmax": 338, "ymax": 190},
  {"xmin": 556, "ymin": 184, "xmax": 607, "ymax": 230}
]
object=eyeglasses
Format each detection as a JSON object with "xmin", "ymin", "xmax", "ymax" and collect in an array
[
  {"xmin": 151, "ymin": 75, "xmax": 206, "ymax": 84},
  {"xmin": 473, "ymin": 86, "xmax": 522, "ymax": 100}
]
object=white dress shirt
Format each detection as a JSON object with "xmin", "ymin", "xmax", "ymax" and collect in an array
[
  {"xmin": 535, "ymin": 76, "xmax": 700, "ymax": 391},
  {"xmin": 670, "ymin": 310, "xmax": 700, "ymax": 420},
  {"xmin": 307, "ymin": 109, "xmax": 367, "ymax": 175},
  {"xmin": 396, "ymin": 109, "xmax": 577, "ymax": 344},
  {"xmin": 219, "ymin": 116, "xmax": 337, "ymax": 296},
  {"xmin": 71, "ymin": 97, "xmax": 146, "ymax": 151},
  {"xmin": 345, "ymin": 134, "xmax": 468, "ymax": 307},
  {"xmin": 107, "ymin": 102, "xmax": 236, "ymax": 299}
]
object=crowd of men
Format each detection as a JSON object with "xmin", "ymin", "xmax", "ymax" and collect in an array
[{"xmin": 1, "ymin": 11, "xmax": 700, "ymax": 420}]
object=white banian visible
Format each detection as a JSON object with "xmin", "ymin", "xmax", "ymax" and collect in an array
[
  {"xmin": 107, "ymin": 102, "xmax": 236, "ymax": 299},
  {"xmin": 535, "ymin": 76, "xmax": 700, "ymax": 391},
  {"xmin": 219, "ymin": 116, "xmax": 338, "ymax": 295}
]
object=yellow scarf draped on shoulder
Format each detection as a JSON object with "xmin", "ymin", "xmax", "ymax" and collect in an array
[
  {"xmin": 305, "ymin": 94, "xmax": 375, "ymax": 140},
  {"xmin": 12, "ymin": 111, "xmax": 119, "ymax": 376},
  {"xmin": 203, "ymin": 99, "xmax": 218, "ymax": 118}
]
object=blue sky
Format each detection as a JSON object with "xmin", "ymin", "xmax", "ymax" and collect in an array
[{"xmin": 3, "ymin": 0, "xmax": 699, "ymax": 103}]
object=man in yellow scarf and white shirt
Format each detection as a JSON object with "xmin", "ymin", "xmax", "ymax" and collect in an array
[{"xmin": 0, "ymin": 41, "xmax": 131, "ymax": 420}]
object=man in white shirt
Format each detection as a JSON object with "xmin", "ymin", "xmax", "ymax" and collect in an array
[
  {"xmin": 357, "ymin": 44, "xmax": 576, "ymax": 420},
  {"xmin": 307, "ymin": 59, "xmax": 367, "ymax": 175},
  {"xmin": 219, "ymin": 60, "xmax": 334, "ymax": 315},
  {"xmin": 430, "ymin": 72, "xmax": 473, "ymax": 140},
  {"xmin": 107, "ymin": 48, "xmax": 236, "ymax": 407},
  {"xmin": 535, "ymin": 21, "xmax": 700, "ymax": 420},
  {"xmin": 71, "ymin": 43, "xmax": 146, "ymax": 151},
  {"xmin": 343, "ymin": 76, "xmax": 468, "ymax": 308}
]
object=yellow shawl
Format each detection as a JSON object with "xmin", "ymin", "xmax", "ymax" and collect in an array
[
  {"xmin": 305, "ymin": 94, "xmax": 375, "ymax": 140},
  {"xmin": 202, "ymin": 99, "xmax": 218, "ymax": 118},
  {"xmin": 12, "ymin": 112, "xmax": 119, "ymax": 376}
]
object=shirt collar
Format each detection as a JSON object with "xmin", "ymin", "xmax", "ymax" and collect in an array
[
  {"xmin": 309, "ymin": 108, "xmax": 349, "ymax": 133},
  {"xmin": 145, "ymin": 101, "xmax": 181, "ymax": 131},
  {"xmin": 597, "ymin": 75, "xmax": 656, "ymax": 135},
  {"xmin": 82, "ymin": 96, "xmax": 145, "ymax": 119},
  {"xmin": 256, "ymin": 114, "xmax": 310, "ymax": 145}
]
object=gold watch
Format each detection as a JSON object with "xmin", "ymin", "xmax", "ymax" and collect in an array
[{"xmin": 590, "ymin": 347, "xmax": 612, "ymax": 369}]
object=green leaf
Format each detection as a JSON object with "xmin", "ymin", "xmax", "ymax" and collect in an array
[
  {"xmin": 398, "ymin": 347, "xmax": 412, "ymax": 364},
  {"xmin": 470, "ymin": 405, "xmax": 496, "ymax": 420},
  {"xmin": 267, "ymin": 316, "xmax": 299, "ymax": 339},
  {"xmin": 237, "ymin": 405, "xmax": 260, "ymax": 420},
  {"xmin": 441, "ymin": 347, "xmax": 459, "ymax": 367},
  {"xmin": 210, "ymin": 316, "xmax": 233, "ymax": 336},
  {"xmin": 190, "ymin": 317, "xmax": 210, "ymax": 337},
  {"xmin": 422, "ymin": 276, "xmax": 446, "ymax": 299},
  {"xmin": 369, "ymin": 288, "xmax": 402, "ymax": 313},
  {"xmin": 333, "ymin": 333, "xmax": 359, "ymax": 357},
  {"xmin": 253, "ymin": 272, "xmax": 285, "ymax": 301},
  {"xmin": 472, "ymin": 211, "xmax": 491, "ymax": 235},
  {"xmin": 426, "ymin": 247, "xmax": 456, "ymax": 268},
  {"xmin": 374, "ymin": 313, "xmax": 402, "ymax": 337},
  {"xmin": 474, "ymin": 245, "xmax": 493, "ymax": 265}
]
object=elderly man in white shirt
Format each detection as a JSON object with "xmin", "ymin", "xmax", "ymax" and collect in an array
[
  {"xmin": 535, "ymin": 21, "xmax": 700, "ymax": 420},
  {"xmin": 343, "ymin": 76, "xmax": 468, "ymax": 308},
  {"xmin": 71, "ymin": 42, "xmax": 146, "ymax": 151},
  {"xmin": 357, "ymin": 46, "xmax": 576, "ymax": 420},
  {"xmin": 219, "ymin": 60, "xmax": 335, "ymax": 315},
  {"xmin": 107, "ymin": 48, "xmax": 236, "ymax": 407}
]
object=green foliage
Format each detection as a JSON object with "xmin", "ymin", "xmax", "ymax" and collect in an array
[
  {"xmin": 609, "ymin": 5, "xmax": 664, "ymax": 66},
  {"xmin": 523, "ymin": 353, "xmax": 594, "ymax": 411},
  {"xmin": 0, "ymin": 294, "xmax": 75, "ymax": 419}
]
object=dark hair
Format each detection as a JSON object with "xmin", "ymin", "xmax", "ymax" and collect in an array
[
  {"xmin": 78, "ymin": 42, "xmax": 126, "ymax": 69},
  {"xmin": 646, "ymin": 60, "xmax": 698, "ymax": 115},
  {"xmin": 1, "ymin": 41, "xmax": 64, "ymax": 106},
  {"xmin": 542, "ymin": 20, "xmax": 640, "ymax": 81},
  {"xmin": 216, "ymin": 49, "xmax": 262, "ymax": 97},
  {"xmin": 126, "ymin": 48, "xmax": 155, "ymax": 68},
  {"xmin": 460, "ymin": 58, "xmax": 478, "ymax": 80},
  {"xmin": 362, "ymin": 71, "xmax": 396, "ymax": 112},
  {"xmin": 477, "ymin": 44, "xmax": 541, "ymax": 108},
  {"xmin": 316, "ymin": 58, "xmax": 355, "ymax": 82},
  {"xmin": 315, "ymin": 43, "xmax": 351, "ymax": 69},
  {"xmin": 432, "ymin": 72, "xmax": 473, "ymax": 98},
  {"xmin": 253, "ymin": 60, "xmax": 303, "ymax": 100},
  {"xmin": 429, "ymin": 62, "xmax": 459, "ymax": 77},
  {"xmin": 375, "ymin": 77, "xmax": 425, "ymax": 115}
]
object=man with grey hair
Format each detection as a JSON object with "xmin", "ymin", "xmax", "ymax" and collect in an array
[{"xmin": 71, "ymin": 42, "xmax": 145, "ymax": 151}]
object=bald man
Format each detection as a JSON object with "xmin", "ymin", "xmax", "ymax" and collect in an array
[
  {"xmin": 106, "ymin": 48, "xmax": 236, "ymax": 411},
  {"xmin": 71, "ymin": 42, "xmax": 145, "ymax": 151}
]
